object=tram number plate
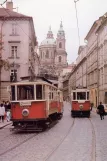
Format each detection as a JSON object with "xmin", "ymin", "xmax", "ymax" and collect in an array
[{"xmin": 21, "ymin": 106, "xmax": 30, "ymax": 108}]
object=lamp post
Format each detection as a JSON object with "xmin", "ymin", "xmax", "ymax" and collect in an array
[{"xmin": 74, "ymin": 0, "xmax": 80, "ymax": 46}]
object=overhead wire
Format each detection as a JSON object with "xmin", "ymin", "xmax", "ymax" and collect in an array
[
  {"xmin": 0, "ymin": 0, "xmax": 7, "ymax": 6},
  {"xmin": 74, "ymin": 0, "xmax": 80, "ymax": 47}
]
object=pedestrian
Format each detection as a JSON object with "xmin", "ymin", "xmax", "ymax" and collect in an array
[
  {"xmin": 0, "ymin": 103, "xmax": 5, "ymax": 122},
  {"xmin": 97, "ymin": 102, "xmax": 105, "ymax": 120},
  {"xmin": 6, "ymin": 101, "xmax": 11, "ymax": 122}
]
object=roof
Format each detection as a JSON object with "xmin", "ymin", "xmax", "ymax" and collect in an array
[
  {"xmin": 0, "ymin": 8, "xmax": 32, "ymax": 19},
  {"xmin": 40, "ymin": 38, "xmax": 56, "ymax": 46},
  {"xmin": 96, "ymin": 13, "xmax": 107, "ymax": 33}
]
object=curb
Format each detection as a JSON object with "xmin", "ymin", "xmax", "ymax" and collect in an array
[{"xmin": 0, "ymin": 122, "xmax": 12, "ymax": 129}]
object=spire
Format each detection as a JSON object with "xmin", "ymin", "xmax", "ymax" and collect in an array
[
  {"xmin": 57, "ymin": 21, "xmax": 65, "ymax": 37},
  {"xmin": 47, "ymin": 26, "xmax": 54, "ymax": 39},
  {"xmin": 60, "ymin": 21, "xmax": 63, "ymax": 30}
]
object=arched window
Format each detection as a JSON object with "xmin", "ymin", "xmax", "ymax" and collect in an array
[
  {"xmin": 59, "ymin": 56, "xmax": 61, "ymax": 62},
  {"xmin": 59, "ymin": 42, "xmax": 62, "ymax": 48},
  {"xmin": 46, "ymin": 50, "xmax": 49, "ymax": 58}
]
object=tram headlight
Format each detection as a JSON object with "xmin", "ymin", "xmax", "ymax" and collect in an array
[
  {"xmin": 79, "ymin": 104, "xmax": 83, "ymax": 110},
  {"xmin": 22, "ymin": 109, "xmax": 29, "ymax": 117}
]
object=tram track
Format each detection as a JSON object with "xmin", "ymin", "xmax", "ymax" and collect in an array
[
  {"xmin": 0, "ymin": 133, "xmax": 39, "ymax": 157},
  {"xmin": 44, "ymin": 118, "xmax": 75, "ymax": 161},
  {"xmin": 88, "ymin": 118, "xmax": 96, "ymax": 161}
]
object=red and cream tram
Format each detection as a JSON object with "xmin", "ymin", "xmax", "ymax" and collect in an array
[
  {"xmin": 10, "ymin": 79, "xmax": 63, "ymax": 131},
  {"xmin": 71, "ymin": 88, "xmax": 91, "ymax": 117}
]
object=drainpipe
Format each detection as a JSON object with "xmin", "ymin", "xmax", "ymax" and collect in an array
[{"xmin": 0, "ymin": 19, "xmax": 5, "ymax": 101}]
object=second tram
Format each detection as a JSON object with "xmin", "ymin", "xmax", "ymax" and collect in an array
[{"xmin": 71, "ymin": 88, "xmax": 91, "ymax": 117}]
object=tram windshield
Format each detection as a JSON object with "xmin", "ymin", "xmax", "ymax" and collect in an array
[
  {"xmin": 17, "ymin": 85, "xmax": 34, "ymax": 100},
  {"xmin": 73, "ymin": 91, "xmax": 88, "ymax": 100},
  {"xmin": 77, "ymin": 92, "xmax": 86, "ymax": 100}
]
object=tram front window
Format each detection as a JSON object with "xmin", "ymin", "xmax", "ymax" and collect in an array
[
  {"xmin": 36, "ymin": 85, "xmax": 42, "ymax": 99},
  {"xmin": 11, "ymin": 86, "xmax": 15, "ymax": 101},
  {"xmin": 17, "ymin": 85, "xmax": 34, "ymax": 100},
  {"xmin": 87, "ymin": 92, "xmax": 89, "ymax": 100},
  {"xmin": 73, "ymin": 92, "xmax": 76, "ymax": 100},
  {"xmin": 77, "ymin": 92, "xmax": 86, "ymax": 100}
]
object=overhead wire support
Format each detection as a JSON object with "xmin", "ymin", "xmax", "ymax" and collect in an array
[
  {"xmin": 0, "ymin": 0, "xmax": 7, "ymax": 6},
  {"xmin": 74, "ymin": 0, "xmax": 80, "ymax": 47}
]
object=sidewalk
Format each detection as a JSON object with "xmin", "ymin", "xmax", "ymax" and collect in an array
[
  {"xmin": 92, "ymin": 107, "xmax": 97, "ymax": 113},
  {"xmin": 0, "ymin": 120, "xmax": 11, "ymax": 129}
]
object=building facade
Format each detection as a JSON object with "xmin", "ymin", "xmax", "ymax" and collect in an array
[
  {"xmin": 0, "ymin": 1, "xmax": 38, "ymax": 100},
  {"xmin": 68, "ymin": 46, "xmax": 87, "ymax": 101},
  {"xmin": 96, "ymin": 13, "xmax": 107, "ymax": 104},
  {"xmin": 39, "ymin": 22, "xmax": 67, "ymax": 77},
  {"xmin": 68, "ymin": 13, "xmax": 107, "ymax": 107}
]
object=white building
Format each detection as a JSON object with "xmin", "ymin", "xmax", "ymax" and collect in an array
[{"xmin": 0, "ymin": 1, "xmax": 38, "ymax": 100}]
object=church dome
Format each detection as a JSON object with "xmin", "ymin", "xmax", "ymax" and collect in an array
[
  {"xmin": 40, "ymin": 26, "xmax": 56, "ymax": 46},
  {"xmin": 41, "ymin": 38, "xmax": 56, "ymax": 46}
]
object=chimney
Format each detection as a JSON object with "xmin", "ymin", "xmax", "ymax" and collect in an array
[{"xmin": 6, "ymin": 1, "xmax": 13, "ymax": 11}]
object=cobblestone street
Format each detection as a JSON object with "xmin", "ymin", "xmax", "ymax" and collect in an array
[{"xmin": 0, "ymin": 102, "xmax": 107, "ymax": 161}]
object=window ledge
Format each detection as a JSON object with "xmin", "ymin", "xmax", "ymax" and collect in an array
[
  {"xmin": 9, "ymin": 34, "xmax": 19, "ymax": 36},
  {"xmin": 8, "ymin": 57, "xmax": 20, "ymax": 59}
]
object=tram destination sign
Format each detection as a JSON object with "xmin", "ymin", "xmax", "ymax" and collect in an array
[{"xmin": 20, "ymin": 102, "xmax": 31, "ymax": 106}]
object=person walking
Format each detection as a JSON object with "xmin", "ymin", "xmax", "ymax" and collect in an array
[
  {"xmin": 6, "ymin": 101, "xmax": 11, "ymax": 122},
  {"xmin": 97, "ymin": 102, "xmax": 105, "ymax": 120},
  {"xmin": 0, "ymin": 103, "xmax": 5, "ymax": 122}
]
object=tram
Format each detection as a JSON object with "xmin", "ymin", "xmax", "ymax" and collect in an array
[
  {"xmin": 71, "ymin": 88, "xmax": 91, "ymax": 117},
  {"xmin": 10, "ymin": 78, "xmax": 63, "ymax": 131}
]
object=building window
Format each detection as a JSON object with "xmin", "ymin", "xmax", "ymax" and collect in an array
[
  {"xmin": 10, "ymin": 69, "xmax": 17, "ymax": 82},
  {"xmin": 40, "ymin": 52, "xmax": 42, "ymax": 59},
  {"xmin": 59, "ymin": 56, "xmax": 61, "ymax": 62},
  {"xmin": 11, "ymin": 46, "xmax": 18, "ymax": 58},
  {"xmin": 46, "ymin": 50, "xmax": 49, "ymax": 58},
  {"xmin": 59, "ymin": 42, "xmax": 62, "ymax": 48},
  {"xmin": 12, "ymin": 23, "xmax": 17, "ymax": 35}
]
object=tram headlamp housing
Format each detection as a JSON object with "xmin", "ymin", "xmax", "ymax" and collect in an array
[
  {"xmin": 79, "ymin": 104, "xmax": 83, "ymax": 110},
  {"xmin": 22, "ymin": 109, "xmax": 29, "ymax": 117}
]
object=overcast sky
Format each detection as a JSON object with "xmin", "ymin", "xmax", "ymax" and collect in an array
[{"xmin": 1, "ymin": 0, "xmax": 107, "ymax": 64}]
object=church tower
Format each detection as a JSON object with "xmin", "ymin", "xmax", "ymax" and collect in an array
[
  {"xmin": 56, "ymin": 21, "xmax": 65, "ymax": 50},
  {"xmin": 56, "ymin": 21, "xmax": 67, "ymax": 68}
]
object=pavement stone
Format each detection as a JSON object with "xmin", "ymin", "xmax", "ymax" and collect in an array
[{"xmin": 0, "ymin": 120, "xmax": 11, "ymax": 129}]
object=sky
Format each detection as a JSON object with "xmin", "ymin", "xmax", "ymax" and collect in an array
[{"xmin": 1, "ymin": 0, "xmax": 107, "ymax": 64}]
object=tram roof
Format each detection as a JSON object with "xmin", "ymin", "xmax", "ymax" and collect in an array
[
  {"xmin": 71, "ymin": 88, "xmax": 90, "ymax": 92},
  {"xmin": 10, "ymin": 80, "xmax": 58, "ymax": 89}
]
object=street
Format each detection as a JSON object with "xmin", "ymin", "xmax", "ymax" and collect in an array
[{"xmin": 0, "ymin": 102, "xmax": 107, "ymax": 161}]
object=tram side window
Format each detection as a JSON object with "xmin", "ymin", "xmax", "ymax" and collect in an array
[
  {"xmin": 11, "ymin": 86, "xmax": 15, "ymax": 101},
  {"xmin": 36, "ymin": 85, "xmax": 42, "ymax": 99},
  {"xmin": 77, "ymin": 92, "xmax": 86, "ymax": 100},
  {"xmin": 17, "ymin": 85, "xmax": 34, "ymax": 100},
  {"xmin": 87, "ymin": 92, "xmax": 89, "ymax": 100},
  {"xmin": 73, "ymin": 92, "xmax": 76, "ymax": 100}
]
